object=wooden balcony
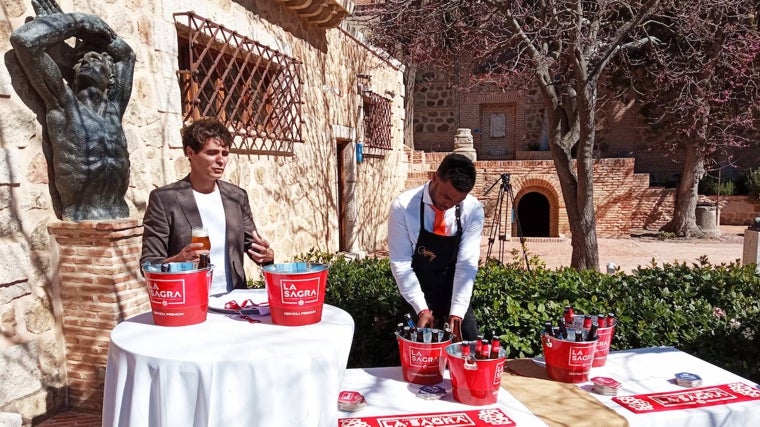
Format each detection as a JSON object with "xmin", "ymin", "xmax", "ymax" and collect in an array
[{"xmin": 276, "ymin": 0, "xmax": 354, "ymax": 29}]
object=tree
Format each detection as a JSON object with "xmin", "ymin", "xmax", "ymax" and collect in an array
[
  {"xmin": 361, "ymin": 0, "xmax": 661, "ymax": 270},
  {"xmin": 614, "ymin": 1, "xmax": 760, "ymax": 237}
]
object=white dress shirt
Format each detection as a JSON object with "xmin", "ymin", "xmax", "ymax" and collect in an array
[{"xmin": 387, "ymin": 182, "xmax": 485, "ymax": 318}]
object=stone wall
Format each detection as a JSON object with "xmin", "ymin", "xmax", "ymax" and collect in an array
[{"xmin": 0, "ymin": 0, "xmax": 405, "ymax": 423}]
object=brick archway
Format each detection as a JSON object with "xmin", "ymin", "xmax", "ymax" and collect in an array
[{"xmin": 511, "ymin": 177, "xmax": 562, "ymax": 238}]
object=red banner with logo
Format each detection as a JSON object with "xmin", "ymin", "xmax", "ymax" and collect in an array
[
  {"xmin": 338, "ymin": 407, "xmax": 517, "ymax": 427},
  {"xmin": 612, "ymin": 382, "xmax": 760, "ymax": 414}
]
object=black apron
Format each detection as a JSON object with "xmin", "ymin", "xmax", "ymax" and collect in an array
[{"xmin": 410, "ymin": 197, "xmax": 478, "ymax": 340}]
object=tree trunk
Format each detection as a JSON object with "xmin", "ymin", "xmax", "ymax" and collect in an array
[
  {"xmin": 663, "ymin": 142, "xmax": 705, "ymax": 237},
  {"xmin": 571, "ymin": 81, "xmax": 601, "ymax": 270},
  {"xmin": 403, "ymin": 64, "xmax": 416, "ymax": 149},
  {"xmin": 547, "ymin": 106, "xmax": 600, "ymax": 271}
]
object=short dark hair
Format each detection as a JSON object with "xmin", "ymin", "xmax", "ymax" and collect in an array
[
  {"xmin": 181, "ymin": 118, "xmax": 234, "ymax": 153},
  {"xmin": 436, "ymin": 153, "xmax": 476, "ymax": 193}
]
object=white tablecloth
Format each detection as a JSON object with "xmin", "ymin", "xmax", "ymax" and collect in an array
[
  {"xmin": 102, "ymin": 289, "xmax": 354, "ymax": 427},
  {"xmin": 560, "ymin": 347, "xmax": 759, "ymax": 427},
  {"xmin": 338, "ymin": 366, "xmax": 549, "ymax": 426}
]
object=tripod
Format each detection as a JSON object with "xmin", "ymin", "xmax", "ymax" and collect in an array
[{"xmin": 483, "ymin": 173, "xmax": 531, "ymax": 272}]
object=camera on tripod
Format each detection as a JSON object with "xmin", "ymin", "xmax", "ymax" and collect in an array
[{"xmin": 500, "ymin": 173, "xmax": 511, "ymax": 186}]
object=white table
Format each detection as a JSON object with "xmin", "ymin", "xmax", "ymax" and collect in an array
[
  {"xmin": 102, "ymin": 289, "xmax": 354, "ymax": 427},
  {"xmin": 542, "ymin": 347, "xmax": 760, "ymax": 427},
  {"xmin": 337, "ymin": 366, "xmax": 549, "ymax": 426}
]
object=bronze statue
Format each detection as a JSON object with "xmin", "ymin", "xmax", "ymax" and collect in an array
[{"xmin": 11, "ymin": 0, "xmax": 135, "ymax": 220}]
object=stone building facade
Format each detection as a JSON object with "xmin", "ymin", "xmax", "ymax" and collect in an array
[
  {"xmin": 412, "ymin": 71, "xmax": 760, "ymax": 184},
  {"xmin": 0, "ymin": 0, "xmax": 406, "ymax": 423}
]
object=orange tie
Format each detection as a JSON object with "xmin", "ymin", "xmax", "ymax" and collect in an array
[{"xmin": 433, "ymin": 207, "xmax": 446, "ymax": 236}]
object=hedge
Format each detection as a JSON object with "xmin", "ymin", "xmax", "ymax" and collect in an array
[{"xmin": 255, "ymin": 252, "xmax": 760, "ymax": 383}]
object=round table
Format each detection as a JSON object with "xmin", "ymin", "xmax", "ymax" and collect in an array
[{"xmin": 102, "ymin": 289, "xmax": 354, "ymax": 427}]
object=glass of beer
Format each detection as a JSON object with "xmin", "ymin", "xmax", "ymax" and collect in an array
[{"xmin": 191, "ymin": 227, "xmax": 210, "ymax": 251}]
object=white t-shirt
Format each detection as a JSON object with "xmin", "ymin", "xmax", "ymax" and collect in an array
[{"xmin": 193, "ymin": 185, "xmax": 229, "ymax": 296}]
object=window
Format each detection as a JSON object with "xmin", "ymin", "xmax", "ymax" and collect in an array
[
  {"xmin": 361, "ymin": 91, "xmax": 392, "ymax": 155},
  {"xmin": 174, "ymin": 12, "xmax": 302, "ymax": 155}
]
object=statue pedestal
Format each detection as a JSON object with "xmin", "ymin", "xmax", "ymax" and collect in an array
[
  {"xmin": 453, "ymin": 128, "xmax": 477, "ymax": 162},
  {"xmin": 743, "ymin": 228, "xmax": 760, "ymax": 274},
  {"xmin": 48, "ymin": 219, "xmax": 148, "ymax": 411}
]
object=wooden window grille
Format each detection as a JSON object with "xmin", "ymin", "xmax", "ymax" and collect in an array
[
  {"xmin": 362, "ymin": 91, "xmax": 392, "ymax": 155},
  {"xmin": 174, "ymin": 12, "xmax": 302, "ymax": 155}
]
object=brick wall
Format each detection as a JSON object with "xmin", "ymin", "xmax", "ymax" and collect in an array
[
  {"xmin": 404, "ymin": 152, "xmax": 652, "ymax": 238},
  {"xmin": 706, "ymin": 195, "xmax": 760, "ymax": 226},
  {"xmin": 47, "ymin": 220, "xmax": 149, "ymax": 412}
]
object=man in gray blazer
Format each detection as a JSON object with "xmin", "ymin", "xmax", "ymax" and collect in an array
[{"xmin": 141, "ymin": 118, "xmax": 273, "ymax": 294}]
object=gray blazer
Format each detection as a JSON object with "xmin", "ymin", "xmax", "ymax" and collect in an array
[{"xmin": 140, "ymin": 176, "xmax": 260, "ymax": 289}]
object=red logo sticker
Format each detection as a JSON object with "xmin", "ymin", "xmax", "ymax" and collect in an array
[
  {"xmin": 148, "ymin": 279, "xmax": 186, "ymax": 306},
  {"xmin": 408, "ymin": 345, "xmax": 442, "ymax": 368},
  {"xmin": 280, "ymin": 278, "xmax": 320, "ymax": 305}
]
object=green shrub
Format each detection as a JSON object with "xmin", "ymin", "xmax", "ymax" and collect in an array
[
  {"xmin": 290, "ymin": 251, "xmax": 760, "ymax": 383},
  {"xmin": 744, "ymin": 168, "xmax": 760, "ymax": 201},
  {"xmin": 699, "ymin": 175, "xmax": 736, "ymax": 196}
]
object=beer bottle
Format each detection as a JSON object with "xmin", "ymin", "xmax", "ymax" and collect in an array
[
  {"xmin": 563, "ymin": 305, "xmax": 575, "ymax": 327},
  {"xmin": 574, "ymin": 329, "xmax": 584, "ymax": 342},
  {"xmin": 430, "ymin": 329, "xmax": 439, "ymax": 343},
  {"xmin": 460, "ymin": 341, "xmax": 474, "ymax": 364},
  {"xmin": 461, "ymin": 341, "xmax": 472, "ymax": 359},
  {"xmin": 606, "ymin": 313, "xmax": 616, "ymax": 327},
  {"xmin": 597, "ymin": 314, "xmax": 607, "ymax": 328},
  {"xmin": 160, "ymin": 263, "xmax": 170, "ymax": 272},
  {"xmin": 586, "ymin": 322, "xmax": 599, "ymax": 341},
  {"xmin": 404, "ymin": 313, "xmax": 416, "ymax": 330},
  {"xmin": 474, "ymin": 337, "xmax": 483, "ymax": 356},
  {"xmin": 543, "ymin": 321, "xmax": 554, "ymax": 337},
  {"xmin": 198, "ymin": 253, "xmax": 210, "ymax": 269},
  {"xmin": 489, "ymin": 333, "xmax": 501, "ymax": 359},
  {"xmin": 478, "ymin": 339, "xmax": 491, "ymax": 360},
  {"xmin": 557, "ymin": 318, "xmax": 568, "ymax": 340},
  {"xmin": 402, "ymin": 326, "xmax": 411, "ymax": 340},
  {"xmin": 421, "ymin": 328, "xmax": 431, "ymax": 343},
  {"xmin": 583, "ymin": 314, "xmax": 592, "ymax": 329}
]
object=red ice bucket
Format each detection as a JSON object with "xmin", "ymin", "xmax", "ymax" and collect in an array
[
  {"xmin": 444, "ymin": 342, "xmax": 507, "ymax": 405},
  {"xmin": 592, "ymin": 325, "xmax": 615, "ymax": 367},
  {"xmin": 143, "ymin": 264, "xmax": 213, "ymax": 327},
  {"xmin": 263, "ymin": 262, "xmax": 328, "ymax": 326},
  {"xmin": 542, "ymin": 334, "xmax": 597, "ymax": 383},
  {"xmin": 397, "ymin": 331, "xmax": 452, "ymax": 385}
]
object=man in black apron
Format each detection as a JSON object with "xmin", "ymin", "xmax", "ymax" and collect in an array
[{"xmin": 388, "ymin": 154, "xmax": 485, "ymax": 341}]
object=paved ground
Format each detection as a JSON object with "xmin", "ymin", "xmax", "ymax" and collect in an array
[
  {"xmin": 33, "ymin": 226, "xmax": 753, "ymax": 426},
  {"xmin": 481, "ymin": 225, "xmax": 748, "ymax": 273}
]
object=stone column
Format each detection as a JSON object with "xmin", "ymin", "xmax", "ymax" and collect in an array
[
  {"xmin": 743, "ymin": 220, "xmax": 760, "ymax": 274},
  {"xmin": 453, "ymin": 128, "xmax": 477, "ymax": 162},
  {"xmin": 47, "ymin": 219, "xmax": 149, "ymax": 412},
  {"xmin": 695, "ymin": 203, "xmax": 720, "ymax": 236}
]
